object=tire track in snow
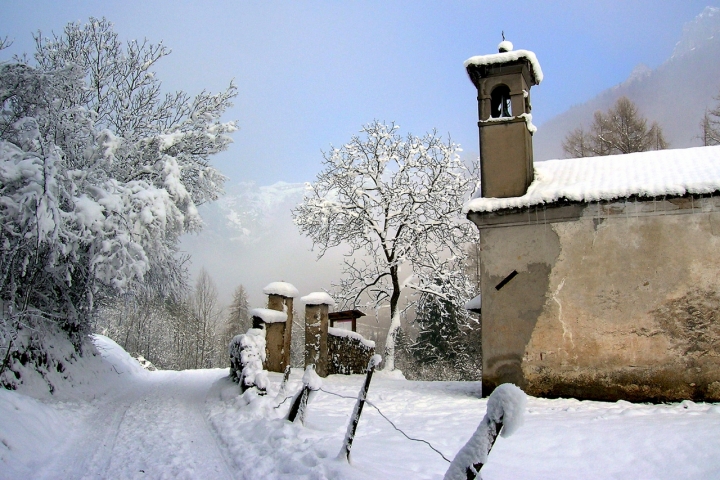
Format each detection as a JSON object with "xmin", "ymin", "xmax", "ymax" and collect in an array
[{"xmin": 36, "ymin": 369, "xmax": 235, "ymax": 479}]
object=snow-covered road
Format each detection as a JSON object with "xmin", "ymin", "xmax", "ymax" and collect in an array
[{"xmin": 34, "ymin": 369, "xmax": 234, "ymax": 480}]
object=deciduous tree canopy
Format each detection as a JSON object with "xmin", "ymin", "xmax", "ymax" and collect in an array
[
  {"xmin": 0, "ymin": 18, "xmax": 235, "ymax": 353},
  {"xmin": 701, "ymin": 91, "xmax": 720, "ymax": 146},
  {"xmin": 562, "ymin": 97, "xmax": 667, "ymax": 158},
  {"xmin": 293, "ymin": 121, "xmax": 477, "ymax": 370}
]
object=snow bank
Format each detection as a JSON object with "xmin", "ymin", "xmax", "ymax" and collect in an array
[
  {"xmin": 300, "ymin": 291, "xmax": 335, "ymax": 306},
  {"xmin": 0, "ymin": 388, "xmax": 82, "ymax": 477},
  {"xmin": 250, "ymin": 307, "xmax": 288, "ymax": 324},
  {"xmin": 92, "ymin": 334, "xmax": 150, "ymax": 379},
  {"xmin": 1, "ymin": 322, "xmax": 147, "ymax": 401},
  {"xmin": 466, "ymin": 146, "xmax": 720, "ymax": 213},
  {"xmin": 262, "ymin": 281, "xmax": 299, "ymax": 298},
  {"xmin": 328, "ymin": 327, "xmax": 376, "ymax": 349}
]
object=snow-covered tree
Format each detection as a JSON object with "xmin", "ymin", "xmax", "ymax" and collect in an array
[
  {"xmin": 563, "ymin": 97, "xmax": 668, "ymax": 158},
  {"xmin": 0, "ymin": 18, "xmax": 235, "ymax": 366},
  {"xmin": 413, "ymin": 279, "xmax": 467, "ymax": 364},
  {"xmin": 293, "ymin": 121, "xmax": 477, "ymax": 370}
]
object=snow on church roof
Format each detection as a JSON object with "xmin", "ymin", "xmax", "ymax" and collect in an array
[
  {"xmin": 464, "ymin": 49, "xmax": 544, "ymax": 85},
  {"xmin": 464, "ymin": 146, "xmax": 720, "ymax": 214}
]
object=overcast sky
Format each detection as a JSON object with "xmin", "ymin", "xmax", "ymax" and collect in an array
[{"xmin": 3, "ymin": 1, "xmax": 719, "ymax": 188}]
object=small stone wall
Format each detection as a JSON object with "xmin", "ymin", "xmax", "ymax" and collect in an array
[{"xmin": 327, "ymin": 328, "xmax": 375, "ymax": 375}]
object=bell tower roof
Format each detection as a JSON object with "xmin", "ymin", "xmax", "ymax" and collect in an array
[{"xmin": 464, "ymin": 48, "xmax": 543, "ymax": 86}]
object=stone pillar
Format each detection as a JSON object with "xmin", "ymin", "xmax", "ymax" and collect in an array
[
  {"xmin": 262, "ymin": 282, "xmax": 299, "ymax": 373},
  {"xmin": 250, "ymin": 308, "xmax": 287, "ymax": 373},
  {"xmin": 267, "ymin": 293, "xmax": 293, "ymax": 371},
  {"xmin": 302, "ymin": 292, "xmax": 335, "ymax": 377}
]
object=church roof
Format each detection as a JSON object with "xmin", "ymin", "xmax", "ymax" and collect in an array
[{"xmin": 464, "ymin": 146, "xmax": 720, "ymax": 214}]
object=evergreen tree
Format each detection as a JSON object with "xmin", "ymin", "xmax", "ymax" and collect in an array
[
  {"xmin": 412, "ymin": 281, "xmax": 466, "ymax": 364},
  {"xmin": 225, "ymin": 286, "xmax": 250, "ymax": 337}
]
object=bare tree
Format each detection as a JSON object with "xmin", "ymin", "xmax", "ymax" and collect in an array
[
  {"xmin": 190, "ymin": 268, "xmax": 221, "ymax": 368},
  {"xmin": 293, "ymin": 121, "xmax": 477, "ymax": 371},
  {"xmin": 700, "ymin": 93, "xmax": 720, "ymax": 146},
  {"xmin": 563, "ymin": 97, "xmax": 668, "ymax": 158}
]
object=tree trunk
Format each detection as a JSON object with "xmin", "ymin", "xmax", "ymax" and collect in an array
[{"xmin": 383, "ymin": 267, "xmax": 401, "ymax": 371}]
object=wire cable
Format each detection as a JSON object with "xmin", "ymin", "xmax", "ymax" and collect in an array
[{"xmin": 319, "ymin": 387, "xmax": 451, "ymax": 463}]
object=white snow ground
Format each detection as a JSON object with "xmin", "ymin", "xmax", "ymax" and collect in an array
[{"xmin": 2, "ymin": 335, "xmax": 720, "ymax": 479}]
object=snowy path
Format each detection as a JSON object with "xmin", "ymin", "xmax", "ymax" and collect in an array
[
  {"xmin": 33, "ymin": 369, "xmax": 235, "ymax": 480},
  {"xmin": 3, "ymin": 335, "xmax": 720, "ymax": 479}
]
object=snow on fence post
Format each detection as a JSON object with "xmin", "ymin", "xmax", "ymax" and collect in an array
[
  {"xmin": 302, "ymin": 292, "xmax": 335, "ymax": 377},
  {"xmin": 444, "ymin": 383, "xmax": 527, "ymax": 480},
  {"xmin": 263, "ymin": 282, "xmax": 299, "ymax": 373},
  {"xmin": 337, "ymin": 354, "xmax": 382, "ymax": 463},
  {"xmin": 287, "ymin": 364, "xmax": 322, "ymax": 424}
]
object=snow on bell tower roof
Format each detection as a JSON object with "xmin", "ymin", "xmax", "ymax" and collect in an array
[{"xmin": 464, "ymin": 41, "xmax": 543, "ymax": 85}]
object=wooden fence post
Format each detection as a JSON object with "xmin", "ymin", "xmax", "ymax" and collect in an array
[
  {"xmin": 443, "ymin": 383, "xmax": 527, "ymax": 480},
  {"xmin": 337, "ymin": 354, "xmax": 382, "ymax": 463},
  {"xmin": 287, "ymin": 364, "xmax": 322, "ymax": 424}
]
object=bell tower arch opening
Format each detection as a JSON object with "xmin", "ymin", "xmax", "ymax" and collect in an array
[{"xmin": 490, "ymin": 84, "xmax": 512, "ymax": 118}]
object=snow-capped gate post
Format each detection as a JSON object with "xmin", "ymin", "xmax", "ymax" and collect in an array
[
  {"xmin": 337, "ymin": 354, "xmax": 382, "ymax": 463},
  {"xmin": 444, "ymin": 383, "xmax": 527, "ymax": 480},
  {"xmin": 263, "ymin": 282, "xmax": 299, "ymax": 373},
  {"xmin": 302, "ymin": 292, "xmax": 335, "ymax": 377}
]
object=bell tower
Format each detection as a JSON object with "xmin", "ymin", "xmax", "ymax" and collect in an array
[{"xmin": 465, "ymin": 40, "xmax": 543, "ymax": 198}]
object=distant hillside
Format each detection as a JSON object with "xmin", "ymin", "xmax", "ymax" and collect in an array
[{"xmin": 534, "ymin": 6, "xmax": 720, "ymax": 161}]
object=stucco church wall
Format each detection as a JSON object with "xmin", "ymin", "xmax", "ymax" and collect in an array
[{"xmin": 474, "ymin": 194, "xmax": 720, "ymax": 402}]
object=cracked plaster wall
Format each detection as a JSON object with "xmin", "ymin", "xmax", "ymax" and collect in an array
[{"xmin": 478, "ymin": 199, "xmax": 720, "ymax": 402}]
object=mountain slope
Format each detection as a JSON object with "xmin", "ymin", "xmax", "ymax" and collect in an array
[{"xmin": 535, "ymin": 7, "xmax": 720, "ymax": 160}]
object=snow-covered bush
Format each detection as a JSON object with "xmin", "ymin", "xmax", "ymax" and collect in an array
[
  {"xmin": 229, "ymin": 329, "xmax": 268, "ymax": 394},
  {"xmin": 0, "ymin": 18, "xmax": 235, "ymax": 391}
]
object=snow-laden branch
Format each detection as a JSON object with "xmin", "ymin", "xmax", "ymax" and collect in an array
[
  {"xmin": 0, "ymin": 19, "xmax": 235, "ymax": 343},
  {"xmin": 293, "ymin": 121, "xmax": 478, "ymax": 370}
]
